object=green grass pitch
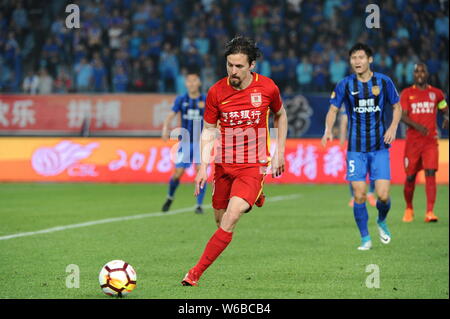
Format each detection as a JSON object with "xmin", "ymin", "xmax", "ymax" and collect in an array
[{"xmin": 0, "ymin": 182, "xmax": 448, "ymax": 299}]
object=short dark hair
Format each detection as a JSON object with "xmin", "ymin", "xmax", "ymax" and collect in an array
[
  {"xmin": 224, "ymin": 36, "xmax": 262, "ymax": 65},
  {"xmin": 186, "ymin": 68, "xmax": 201, "ymax": 78},
  {"xmin": 348, "ymin": 43, "xmax": 373, "ymax": 58}
]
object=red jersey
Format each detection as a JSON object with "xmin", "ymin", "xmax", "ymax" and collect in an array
[
  {"xmin": 400, "ymin": 85, "xmax": 448, "ymax": 141},
  {"xmin": 204, "ymin": 73, "xmax": 283, "ymax": 165}
]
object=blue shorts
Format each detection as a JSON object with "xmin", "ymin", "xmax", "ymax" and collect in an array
[
  {"xmin": 175, "ymin": 143, "xmax": 200, "ymax": 169},
  {"xmin": 346, "ymin": 149, "xmax": 391, "ymax": 182}
]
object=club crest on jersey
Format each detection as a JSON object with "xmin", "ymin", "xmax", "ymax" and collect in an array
[
  {"xmin": 429, "ymin": 92, "xmax": 436, "ymax": 101},
  {"xmin": 371, "ymin": 86, "xmax": 380, "ymax": 96},
  {"xmin": 198, "ymin": 101, "xmax": 205, "ymax": 108},
  {"xmin": 251, "ymin": 92, "xmax": 262, "ymax": 107}
]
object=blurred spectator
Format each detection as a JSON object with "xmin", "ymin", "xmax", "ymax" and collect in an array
[
  {"xmin": 285, "ymin": 49, "xmax": 299, "ymax": 90},
  {"xmin": 329, "ymin": 54, "xmax": 346, "ymax": 85},
  {"xmin": 11, "ymin": 1, "xmax": 29, "ymax": 30},
  {"xmin": 74, "ymin": 58, "xmax": 93, "ymax": 92},
  {"xmin": 22, "ymin": 70, "xmax": 39, "ymax": 94},
  {"xmin": 129, "ymin": 60, "xmax": 145, "ymax": 92},
  {"xmin": 53, "ymin": 67, "xmax": 73, "ymax": 93},
  {"xmin": 159, "ymin": 43, "xmax": 179, "ymax": 92},
  {"xmin": 296, "ymin": 56, "xmax": 313, "ymax": 92},
  {"xmin": 112, "ymin": 65, "xmax": 129, "ymax": 93},
  {"xmin": 92, "ymin": 58, "xmax": 108, "ymax": 92},
  {"xmin": 270, "ymin": 51, "xmax": 287, "ymax": 91},
  {"xmin": 374, "ymin": 47, "xmax": 393, "ymax": 70},
  {"xmin": 37, "ymin": 68, "xmax": 53, "ymax": 94},
  {"xmin": 141, "ymin": 58, "xmax": 159, "ymax": 92},
  {"xmin": 255, "ymin": 58, "xmax": 271, "ymax": 78},
  {"xmin": 0, "ymin": 0, "xmax": 448, "ymax": 97},
  {"xmin": 312, "ymin": 55, "xmax": 328, "ymax": 92},
  {"xmin": 201, "ymin": 55, "xmax": 217, "ymax": 93}
]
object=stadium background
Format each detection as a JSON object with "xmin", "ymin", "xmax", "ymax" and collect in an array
[
  {"xmin": 0, "ymin": 0, "xmax": 449, "ymax": 184},
  {"xmin": 0, "ymin": 0, "xmax": 449, "ymax": 301}
]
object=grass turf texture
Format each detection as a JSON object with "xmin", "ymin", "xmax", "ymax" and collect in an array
[{"xmin": 0, "ymin": 183, "xmax": 448, "ymax": 299}]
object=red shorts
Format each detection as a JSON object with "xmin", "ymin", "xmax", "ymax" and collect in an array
[
  {"xmin": 212, "ymin": 164, "xmax": 266, "ymax": 212},
  {"xmin": 404, "ymin": 138, "xmax": 439, "ymax": 176}
]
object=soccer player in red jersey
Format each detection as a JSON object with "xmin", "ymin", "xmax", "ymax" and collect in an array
[
  {"xmin": 181, "ymin": 36, "xmax": 288, "ymax": 286},
  {"xmin": 400, "ymin": 63, "xmax": 449, "ymax": 223}
]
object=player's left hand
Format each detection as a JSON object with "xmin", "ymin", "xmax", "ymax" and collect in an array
[
  {"xmin": 383, "ymin": 126, "xmax": 397, "ymax": 144},
  {"xmin": 194, "ymin": 166, "xmax": 208, "ymax": 196},
  {"xmin": 271, "ymin": 152, "xmax": 285, "ymax": 178},
  {"xmin": 443, "ymin": 117, "xmax": 449, "ymax": 130}
]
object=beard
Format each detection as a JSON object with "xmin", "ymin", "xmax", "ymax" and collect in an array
[{"xmin": 230, "ymin": 76, "xmax": 241, "ymax": 88}]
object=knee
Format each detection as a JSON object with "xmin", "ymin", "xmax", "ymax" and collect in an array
[
  {"xmin": 354, "ymin": 193, "xmax": 366, "ymax": 204},
  {"xmin": 425, "ymin": 169, "xmax": 436, "ymax": 177},
  {"xmin": 406, "ymin": 174, "xmax": 416, "ymax": 183},
  {"xmin": 377, "ymin": 190, "xmax": 390, "ymax": 202},
  {"xmin": 220, "ymin": 210, "xmax": 241, "ymax": 232}
]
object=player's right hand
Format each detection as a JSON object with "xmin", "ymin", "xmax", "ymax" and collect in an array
[
  {"xmin": 194, "ymin": 167, "xmax": 208, "ymax": 196},
  {"xmin": 321, "ymin": 131, "xmax": 333, "ymax": 147},
  {"xmin": 162, "ymin": 129, "xmax": 169, "ymax": 142},
  {"xmin": 415, "ymin": 124, "xmax": 428, "ymax": 136}
]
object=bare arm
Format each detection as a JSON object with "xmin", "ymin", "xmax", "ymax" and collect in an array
[
  {"xmin": 442, "ymin": 107, "xmax": 449, "ymax": 129},
  {"xmin": 162, "ymin": 111, "xmax": 177, "ymax": 142},
  {"xmin": 194, "ymin": 121, "xmax": 218, "ymax": 195},
  {"xmin": 321, "ymin": 105, "xmax": 339, "ymax": 146},
  {"xmin": 339, "ymin": 112, "xmax": 348, "ymax": 145},
  {"xmin": 272, "ymin": 106, "xmax": 288, "ymax": 178},
  {"xmin": 384, "ymin": 102, "xmax": 402, "ymax": 144},
  {"xmin": 401, "ymin": 109, "xmax": 428, "ymax": 136}
]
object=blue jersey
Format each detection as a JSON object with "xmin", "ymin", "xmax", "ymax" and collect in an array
[
  {"xmin": 172, "ymin": 93, "xmax": 206, "ymax": 144},
  {"xmin": 330, "ymin": 72, "xmax": 400, "ymax": 152}
]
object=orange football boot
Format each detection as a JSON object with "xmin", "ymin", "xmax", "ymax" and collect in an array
[
  {"xmin": 424, "ymin": 211, "xmax": 438, "ymax": 223},
  {"xmin": 367, "ymin": 193, "xmax": 377, "ymax": 207},
  {"xmin": 348, "ymin": 198, "xmax": 354, "ymax": 208},
  {"xmin": 181, "ymin": 269, "xmax": 200, "ymax": 286},
  {"xmin": 402, "ymin": 208, "xmax": 414, "ymax": 222}
]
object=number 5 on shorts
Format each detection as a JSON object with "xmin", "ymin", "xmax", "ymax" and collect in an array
[{"xmin": 348, "ymin": 160, "xmax": 355, "ymax": 173}]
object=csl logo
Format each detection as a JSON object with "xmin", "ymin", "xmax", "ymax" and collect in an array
[{"xmin": 31, "ymin": 141, "xmax": 99, "ymax": 176}]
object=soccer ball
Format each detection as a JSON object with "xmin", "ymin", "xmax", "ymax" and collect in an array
[{"xmin": 99, "ymin": 260, "xmax": 137, "ymax": 297}]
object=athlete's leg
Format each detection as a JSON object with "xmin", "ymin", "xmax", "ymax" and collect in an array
[
  {"xmin": 347, "ymin": 152, "xmax": 371, "ymax": 249},
  {"xmin": 424, "ymin": 169, "xmax": 438, "ymax": 222},
  {"xmin": 348, "ymin": 183, "xmax": 355, "ymax": 207},
  {"xmin": 162, "ymin": 167, "xmax": 186, "ymax": 212},
  {"xmin": 374, "ymin": 179, "xmax": 392, "ymax": 244},
  {"xmin": 182, "ymin": 197, "xmax": 248, "ymax": 285},
  {"xmin": 219, "ymin": 196, "xmax": 250, "ymax": 232},
  {"xmin": 403, "ymin": 173, "xmax": 416, "ymax": 222},
  {"xmin": 351, "ymin": 181, "xmax": 371, "ymax": 249},
  {"xmin": 214, "ymin": 209, "xmax": 226, "ymax": 228},
  {"xmin": 195, "ymin": 164, "xmax": 207, "ymax": 213},
  {"xmin": 366, "ymin": 178, "xmax": 376, "ymax": 206},
  {"xmin": 404, "ymin": 173, "xmax": 417, "ymax": 210},
  {"xmin": 375, "ymin": 179, "xmax": 391, "ymax": 222}
]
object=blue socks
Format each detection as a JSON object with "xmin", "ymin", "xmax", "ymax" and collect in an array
[
  {"xmin": 168, "ymin": 177, "xmax": 180, "ymax": 198},
  {"xmin": 353, "ymin": 202, "xmax": 369, "ymax": 238},
  {"xmin": 168, "ymin": 177, "xmax": 207, "ymax": 207},
  {"xmin": 197, "ymin": 183, "xmax": 207, "ymax": 207},
  {"xmin": 376, "ymin": 199, "xmax": 391, "ymax": 223}
]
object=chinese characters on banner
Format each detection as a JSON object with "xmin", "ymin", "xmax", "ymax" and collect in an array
[
  {"xmin": 1, "ymin": 138, "xmax": 447, "ymax": 184},
  {"xmin": 0, "ymin": 95, "xmax": 178, "ymax": 134}
]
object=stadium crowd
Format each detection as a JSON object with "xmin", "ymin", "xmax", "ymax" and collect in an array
[{"xmin": 0, "ymin": 0, "xmax": 448, "ymax": 96}]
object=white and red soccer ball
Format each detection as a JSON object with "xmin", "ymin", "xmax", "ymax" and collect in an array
[{"xmin": 99, "ymin": 260, "xmax": 137, "ymax": 297}]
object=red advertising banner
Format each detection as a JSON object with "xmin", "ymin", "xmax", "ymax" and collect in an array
[
  {"xmin": 0, "ymin": 94, "xmax": 178, "ymax": 134},
  {"xmin": 0, "ymin": 137, "xmax": 448, "ymax": 184}
]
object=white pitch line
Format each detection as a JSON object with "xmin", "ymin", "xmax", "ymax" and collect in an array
[{"xmin": 0, "ymin": 194, "xmax": 301, "ymax": 241}]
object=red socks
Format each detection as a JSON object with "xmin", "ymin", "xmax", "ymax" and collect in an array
[
  {"xmin": 193, "ymin": 227, "xmax": 233, "ymax": 275},
  {"xmin": 404, "ymin": 179, "xmax": 415, "ymax": 209},
  {"xmin": 425, "ymin": 175, "xmax": 436, "ymax": 212}
]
